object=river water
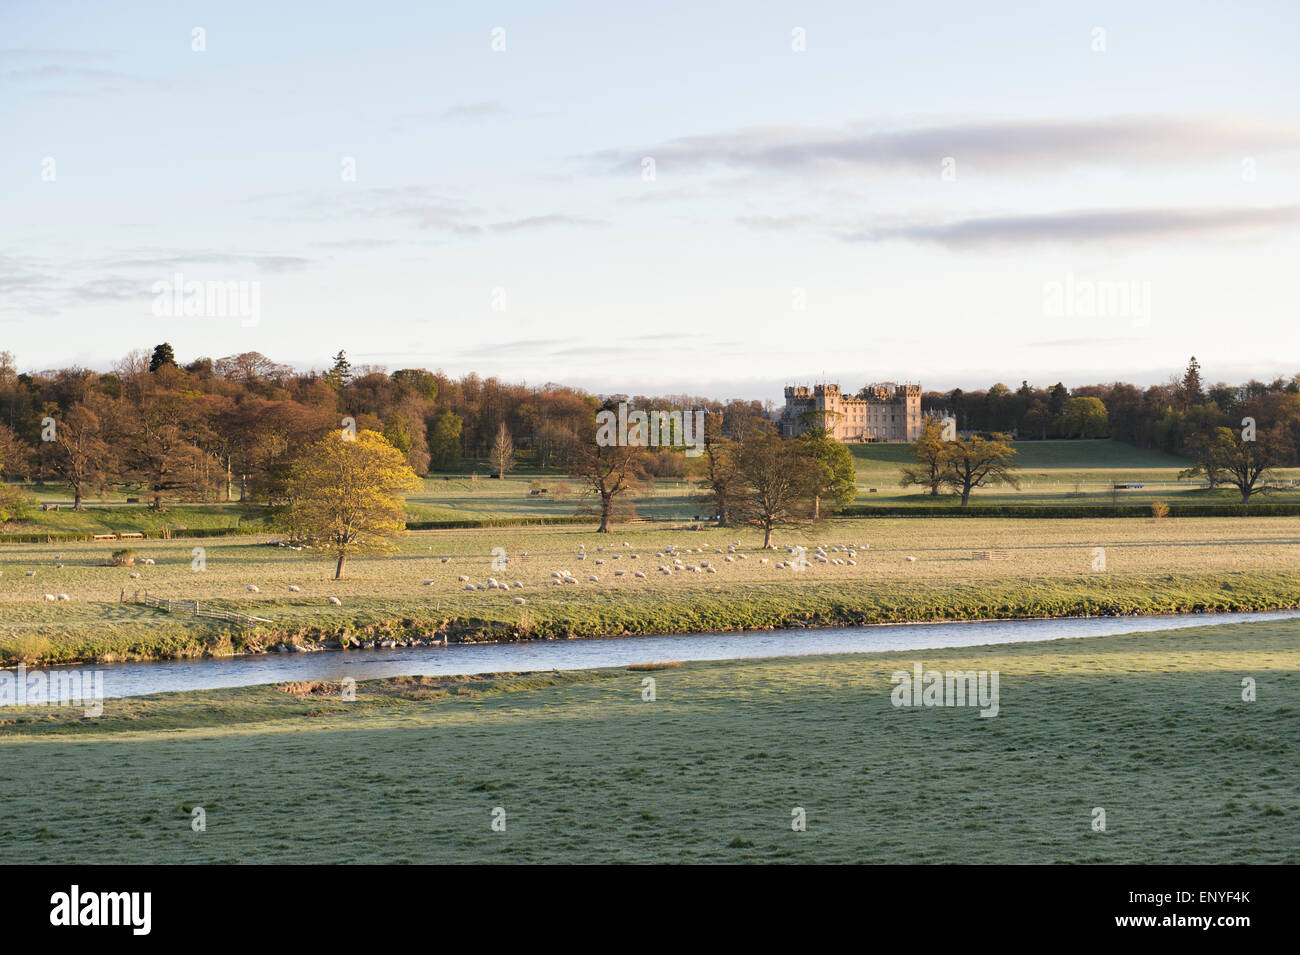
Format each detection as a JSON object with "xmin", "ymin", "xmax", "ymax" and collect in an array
[{"xmin": 39, "ymin": 609, "xmax": 1300, "ymax": 700}]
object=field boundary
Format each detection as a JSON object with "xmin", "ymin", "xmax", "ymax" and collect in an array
[
  {"xmin": 840, "ymin": 502, "xmax": 1300, "ymax": 518},
  {"xmin": 129, "ymin": 590, "xmax": 272, "ymax": 627}
]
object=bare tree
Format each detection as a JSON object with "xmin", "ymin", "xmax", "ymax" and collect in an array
[
  {"xmin": 568, "ymin": 436, "xmax": 646, "ymax": 532},
  {"xmin": 735, "ymin": 434, "xmax": 819, "ymax": 548},
  {"xmin": 490, "ymin": 422, "xmax": 515, "ymax": 478}
]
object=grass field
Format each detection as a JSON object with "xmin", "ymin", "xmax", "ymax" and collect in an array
[
  {"xmin": 3, "ymin": 516, "xmax": 1299, "ymax": 665},
  {"xmin": 1, "ymin": 618, "xmax": 1294, "ymax": 863}
]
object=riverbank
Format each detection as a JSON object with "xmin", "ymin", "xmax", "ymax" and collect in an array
[
  {"xmin": 4, "ymin": 570, "xmax": 1300, "ymax": 667},
  {"xmin": 3, "ymin": 617, "xmax": 1295, "ymax": 863},
  {"xmin": 5, "ymin": 517, "xmax": 1299, "ymax": 666}
]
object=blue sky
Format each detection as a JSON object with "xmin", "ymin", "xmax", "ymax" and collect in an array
[{"xmin": 3, "ymin": 0, "xmax": 1299, "ymax": 401}]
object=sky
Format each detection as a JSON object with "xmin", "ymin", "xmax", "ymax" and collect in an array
[{"xmin": 3, "ymin": 0, "xmax": 1299, "ymax": 403}]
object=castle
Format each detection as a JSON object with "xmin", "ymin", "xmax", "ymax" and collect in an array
[{"xmin": 781, "ymin": 383, "xmax": 922, "ymax": 442}]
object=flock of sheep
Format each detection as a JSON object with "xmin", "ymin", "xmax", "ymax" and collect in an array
[{"xmin": 17, "ymin": 536, "xmax": 910, "ymax": 609}]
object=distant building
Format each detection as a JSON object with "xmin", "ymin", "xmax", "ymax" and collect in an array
[{"xmin": 781, "ymin": 382, "xmax": 922, "ymax": 442}]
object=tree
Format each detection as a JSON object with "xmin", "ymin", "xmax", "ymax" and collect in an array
[
  {"xmin": 945, "ymin": 433, "xmax": 1020, "ymax": 506},
  {"xmin": 735, "ymin": 433, "xmax": 820, "ymax": 548},
  {"xmin": 282, "ymin": 429, "xmax": 420, "ymax": 578},
  {"xmin": 1186, "ymin": 425, "xmax": 1291, "ymax": 505},
  {"xmin": 798, "ymin": 427, "xmax": 857, "ymax": 519},
  {"xmin": 490, "ymin": 422, "xmax": 515, "ymax": 478},
  {"xmin": 325, "ymin": 350, "xmax": 353, "ymax": 389},
  {"xmin": 1061, "ymin": 396, "xmax": 1110, "ymax": 438},
  {"xmin": 428, "ymin": 411, "xmax": 463, "ymax": 471},
  {"xmin": 148, "ymin": 343, "xmax": 177, "ymax": 373},
  {"xmin": 696, "ymin": 412, "xmax": 743, "ymax": 523},
  {"xmin": 0, "ymin": 422, "xmax": 31, "ymax": 480},
  {"xmin": 568, "ymin": 430, "xmax": 647, "ymax": 533},
  {"xmin": 900, "ymin": 417, "xmax": 952, "ymax": 496},
  {"xmin": 1179, "ymin": 356, "xmax": 1204, "ymax": 411},
  {"xmin": 48, "ymin": 403, "xmax": 114, "ymax": 509}
]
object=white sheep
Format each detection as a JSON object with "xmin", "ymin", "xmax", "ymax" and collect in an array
[
  {"xmin": 588, "ymin": 575, "xmax": 599, "ymax": 582},
  {"xmin": 290, "ymin": 584, "xmax": 303, "ymax": 592},
  {"xmin": 129, "ymin": 572, "xmax": 142, "ymax": 579},
  {"xmin": 247, "ymin": 585, "xmax": 260, "ymax": 593},
  {"xmin": 465, "ymin": 583, "xmax": 476, "ymax": 590},
  {"xmin": 758, "ymin": 558, "xmax": 769, "ymax": 564},
  {"xmin": 905, "ymin": 556, "xmax": 917, "ymax": 562},
  {"xmin": 421, "ymin": 579, "xmax": 434, "ymax": 586},
  {"xmin": 514, "ymin": 596, "xmax": 527, "ymax": 605},
  {"xmin": 57, "ymin": 593, "xmax": 70, "ymax": 601},
  {"xmin": 43, "ymin": 593, "xmax": 55, "ymax": 601},
  {"xmin": 441, "ymin": 557, "xmax": 451, "ymax": 563},
  {"xmin": 458, "ymin": 575, "xmax": 470, "ymax": 582},
  {"xmin": 634, "ymin": 571, "xmax": 646, "ymax": 578},
  {"xmin": 328, "ymin": 596, "xmax": 342, "ymax": 605}
]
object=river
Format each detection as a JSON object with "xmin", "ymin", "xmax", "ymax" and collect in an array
[{"xmin": 35, "ymin": 609, "xmax": 1300, "ymax": 699}]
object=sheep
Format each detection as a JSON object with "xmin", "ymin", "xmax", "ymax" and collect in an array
[
  {"xmin": 706, "ymin": 566, "xmax": 718, "ymax": 573},
  {"xmin": 328, "ymin": 596, "xmax": 342, "ymax": 605},
  {"xmin": 724, "ymin": 556, "xmax": 735, "ymax": 562},
  {"xmin": 577, "ymin": 552, "xmax": 587, "ymax": 560},
  {"xmin": 614, "ymin": 570, "xmax": 625, "ymax": 577},
  {"xmin": 759, "ymin": 558, "xmax": 769, "ymax": 565},
  {"xmin": 847, "ymin": 559, "xmax": 857, "ymax": 566},
  {"xmin": 564, "ymin": 577, "xmax": 578, "ymax": 585},
  {"xmin": 465, "ymin": 583, "xmax": 476, "ymax": 590},
  {"xmin": 422, "ymin": 579, "xmax": 434, "ymax": 586},
  {"xmin": 43, "ymin": 593, "xmax": 55, "ymax": 601},
  {"xmin": 247, "ymin": 585, "xmax": 260, "ymax": 593},
  {"xmin": 290, "ymin": 584, "xmax": 303, "ymax": 592},
  {"xmin": 55, "ymin": 563, "xmax": 64, "ymax": 569},
  {"xmin": 775, "ymin": 561, "xmax": 785, "ymax": 569},
  {"xmin": 634, "ymin": 571, "xmax": 647, "ymax": 579},
  {"xmin": 129, "ymin": 572, "xmax": 142, "ymax": 579},
  {"xmin": 588, "ymin": 575, "xmax": 599, "ymax": 582},
  {"xmin": 514, "ymin": 596, "xmax": 527, "ymax": 605},
  {"xmin": 550, "ymin": 579, "xmax": 562, "ymax": 586},
  {"xmin": 458, "ymin": 575, "xmax": 470, "ymax": 582},
  {"xmin": 905, "ymin": 556, "xmax": 917, "ymax": 562},
  {"xmin": 595, "ymin": 559, "xmax": 606, "ymax": 565},
  {"xmin": 25, "ymin": 571, "xmax": 36, "ymax": 577},
  {"xmin": 630, "ymin": 554, "xmax": 639, "ymax": 559},
  {"xmin": 513, "ymin": 581, "xmax": 524, "ymax": 588},
  {"xmin": 56, "ymin": 593, "xmax": 70, "ymax": 601},
  {"xmin": 623, "ymin": 541, "xmax": 631, "ymax": 548},
  {"xmin": 596, "ymin": 545, "xmax": 605, "ymax": 552},
  {"xmin": 441, "ymin": 557, "xmax": 451, "ymax": 563}
]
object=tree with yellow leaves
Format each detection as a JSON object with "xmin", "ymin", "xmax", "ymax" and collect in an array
[{"xmin": 282, "ymin": 429, "xmax": 420, "ymax": 579}]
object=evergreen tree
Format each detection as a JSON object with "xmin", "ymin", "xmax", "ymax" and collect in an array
[
  {"xmin": 326, "ymin": 350, "xmax": 353, "ymax": 388},
  {"xmin": 148, "ymin": 342, "xmax": 177, "ymax": 372}
]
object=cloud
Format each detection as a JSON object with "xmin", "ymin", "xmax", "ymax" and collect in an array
[
  {"xmin": 840, "ymin": 204, "xmax": 1300, "ymax": 248},
  {"xmin": 106, "ymin": 253, "xmax": 313, "ymax": 272},
  {"xmin": 488, "ymin": 215, "xmax": 609, "ymax": 233},
  {"xmin": 589, "ymin": 115, "xmax": 1300, "ymax": 176}
]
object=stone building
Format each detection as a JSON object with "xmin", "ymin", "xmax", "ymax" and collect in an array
[{"xmin": 781, "ymin": 382, "xmax": 922, "ymax": 442}]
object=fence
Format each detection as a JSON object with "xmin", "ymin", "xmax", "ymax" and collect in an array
[{"xmin": 129, "ymin": 590, "xmax": 271, "ymax": 626}]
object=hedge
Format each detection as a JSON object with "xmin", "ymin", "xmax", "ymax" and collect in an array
[{"xmin": 839, "ymin": 502, "xmax": 1300, "ymax": 518}]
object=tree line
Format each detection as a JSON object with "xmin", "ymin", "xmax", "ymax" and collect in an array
[{"xmin": 929, "ymin": 357, "xmax": 1300, "ymax": 463}]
